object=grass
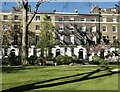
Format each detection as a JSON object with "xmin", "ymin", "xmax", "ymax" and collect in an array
[{"xmin": 1, "ymin": 65, "xmax": 119, "ymax": 91}]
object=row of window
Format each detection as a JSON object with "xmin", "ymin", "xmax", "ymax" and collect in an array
[
  {"xmin": 3, "ymin": 24, "xmax": 19, "ymax": 31},
  {"xmin": 58, "ymin": 17, "xmax": 96, "ymax": 22},
  {"xmin": 3, "ymin": 15, "xmax": 41, "ymax": 21},
  {"xmin": 3, "ymin": 15, "xmax": 19, "ymax": 20},
  {"xmin": 3, "ymin": 15, "xmax": 118, "ymax": 23},
  {"xmin": 58, "ymin": 25, "xmax": 117, "ymax": 32},
  {"xmin": 102, "ymin": 35, "xmax": 117, "ymax": 41},
  {"xmin": 58, "ymin": 17, "xmax": 118, "ymax": 22},
  {"xmin": 101, "ymin": 8, "xmax": 117, "ymax": 12},
  {"xmin": 102, "ymin": 25, "xmax": 117, "ymax": 32},
  {"xmin": 3, "ymin": 23, "xmax": 117, "ymax": 33},
  {"xmin": 2, "ymin": 35, "xmax": 19, "ymax": 45},
  {"xmin": 59, "ymin": 25, "xmax": 96, "ymax": 32},
  {"xmin": 102, "ymin": 17, "xmax": 117, "ymax": 22}
]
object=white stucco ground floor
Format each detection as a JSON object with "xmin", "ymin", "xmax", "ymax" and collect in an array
[{"xmin": 1, "ymin": 45, "xmax": 120, "ymax": 62}]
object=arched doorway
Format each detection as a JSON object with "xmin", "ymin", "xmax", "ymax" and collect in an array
[
  {"xmin": 78, "ymin": 49, "xmax": 83, "ymax": 59},
  {"xmin": 56, "ymin": 49, "xmax": 60, "ymax": 57}
]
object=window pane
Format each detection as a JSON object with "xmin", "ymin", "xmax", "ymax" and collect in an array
[
  {"xmin": 36, "ymin": 16, "xmax": 40, "ymax": 21},
  {"xmin": 14, "ymin": 15, "xmax": 19, "ymax": 20},
  {"xmin": 81, "ymin": 18, "xmax": 86, "ymax": 21},
  {"xmin": 102, "ymin": 17, "xmax": 106, "ymax": 22},
  {"xmin": 35, "ymin": 35, "xmax": 39, "ymax": 44},
  {"xmin": 59, "ymin": 17, "xmax": 64, "ymax": 21},
  {"xmin": 112, "ymin": 26, "xmax": 116, "ymax": 32},
  {"xmin": 102, "ymin": 26, "xmax": 106, "ymax": 31},
  {"xmin": 3, "ymin": 24, "xmax": 8, "ymax": 30},
  {"xmin": 69, "ymin": 17, "xmax": 74, "ymax": 21},
  {"xmin": 112, "ymin": 18, "xmax": 116, "ymax": 22},
  {"xmin": 36, "ymin": 25, "xmax": 40, "ymax": 30},
  {"xmin": 14, "ymin": 25, "xmax": 19, "ymax": 31},
  {"xmin": 14, "ymin": 35, "xmax": 18, "ymax": 45},
  {"xmin": 3, "ymin": 15, "xmax": 8, "ymax": 20}
]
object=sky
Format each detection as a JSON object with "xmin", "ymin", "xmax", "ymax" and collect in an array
[{"xmin": 0, "ymin": 1, "xmax": 119, "ymax": 13}]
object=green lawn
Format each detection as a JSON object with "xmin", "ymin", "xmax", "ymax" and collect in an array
[{"xmin": 1, "ymin": 65, "xmax": 119, "ymax": 91}]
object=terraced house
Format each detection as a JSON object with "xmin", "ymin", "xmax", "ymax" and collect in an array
[
  {"xmin": 1, "ymin": 4, "xmax": 120, "ymax": 59},
  {"xmin": 91, "ymin": 5, "xmax": 120, "ymax": 44},
  {"xmin": 53, "ymin": 12, "xmax": 100, "ymax": 58}
]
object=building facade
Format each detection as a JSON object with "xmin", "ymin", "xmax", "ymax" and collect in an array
[
  {"xmin": 52, "ymin": 12, "xmax": 100, "ymax": 58},
  {"xmin": 91, "ymin": 5, "xmax": 120, "ymax": 44},
  {"xmin": 1, "ymin": 4, "xmax": 120, "ymax": 59}
]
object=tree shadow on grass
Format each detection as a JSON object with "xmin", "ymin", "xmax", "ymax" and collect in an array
[
  {"xmin": 2, "ymin": 68, "xmax": 118, "ymax": 92},
  {"xmin": 2, "ymin": 66, "xmax": 46, "ymax": 73}
]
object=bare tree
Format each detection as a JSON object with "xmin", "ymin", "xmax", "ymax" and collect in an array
[{"xmin": 16, "ymin": 0, "xmax": 43, "ymax": 65}]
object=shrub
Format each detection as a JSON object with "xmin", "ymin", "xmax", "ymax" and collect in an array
[
  {"xmin": 89, "ymin": 55, "xmax": 101, "ymax": 65},
  {"xmin": 55, "ymin": 55, "xmax": 64, "ymax": 65},
  {"xmin": 28, "ymin": 55, "xmax": 38, "ymax": 65},
  {"xmin": 55, "ymin": 55, "xmax": 73, "ymax": 65},
  {"xmin": 37, "ymin": 57, "xmax": 46, "ymax": 66},
  {"xmin": 8, "ymin": 51, "xmax": 16, "ymax": 66},
  {"xmin": 99, "ymin": 59, "xmax": 108, "ymax": 65},
  {"xmin": 90, "ymin": 55, "xmax": 109, "ymax": 66},
  {"xmin": 15, "ymin": 55, "xmax": 22, "ymax": 65},
  {"xmin": 2, "ymin": 57, "xmax": 8, "ymax": 65},
  {"xmin": 64, "ymin": 56, "xmax": 73, "ymax": 64}
]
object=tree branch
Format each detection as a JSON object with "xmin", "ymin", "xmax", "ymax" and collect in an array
[
  {"xmin": 27, "ymin": 1, "xmax": 43, "ymax": 26},
  {"xmin": 16, "ymin": 0, "xmax": 22, "ymax": 9}
]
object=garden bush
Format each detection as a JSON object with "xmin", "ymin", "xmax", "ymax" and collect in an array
[
  {"xmin": 15, "ymin": 55, "xmax": 22, "ymax": 65},
  {"xmin": 55, "ymin": 55, "xmax": 73, "ymax": 65},
  {"xmin": 2, "ymin": 57, "xmax": 8, "ymax": 65},
  {"xmin": 28, "ymin": 55, "xmax": 38, "ymax": 65},
  {"xmin": 90, "ymin": 55, "xmax": 109, "ymax": 66}
]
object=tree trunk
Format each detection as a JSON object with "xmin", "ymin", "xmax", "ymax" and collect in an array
[
  {"xmin": 22, "ymin": 5, "xmax": 28, "ymax": 65},
  {"xmin": 41, "ymin": 48, "xmax": 44, "ymax": 57},
  {"xmin": 48, "ymin": 48, "xmax": 52, "ymax": 57}
]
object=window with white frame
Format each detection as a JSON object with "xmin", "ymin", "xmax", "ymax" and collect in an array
[
  {"xmin": 13, "ymin": 35, "xmax": 18, "ymax": 45},
  {"xmin": 70, "ymin": 35, "xmax": 74, "ymax": 44},
  {"xmin": 69, "ymin": 26, "xmax": 74, "ymax": 32},
  {"xmin": 3, "ymin": 24, "xmax": 8, "ymax": 30},
  {"xmin": 60, "ymin": 35, "xmax": 64, "ymax": 43},
  {"xmin": 102, "ymin": 17, "xmax": 106, "ymax": 22},
  {"xmin": 81, "ymin": 18, "xmax": 86, "ymax": 21},
  {"xmin": 59, "ymin": 17, "xmax": 64, "ymax": 21},
  {"xmin": 35, "ymin": 35, "xmax": 39, "ymax": 44},
  {"xmin": 14, "ymin": 15, "xmax": 19, "ymax": 20},
  {"xmin": 113, "ymin": 36, "xmax": 117, "ymax": 41},
  {"xmin": 101, "ymin": 9, "xmax": 106, "ymax": 12},
  {"xmin": 91, "ymin": 18, "xmax": 96, "ymax": 22},
  {"xmin": 59, "ymin": 24, "xmax": 64, "ymax": 32},
  {"xmin": 71, "ymin": 48, "xmax": 74, "ymax": 55},
  {"xmin": 91, "ymin": 26, "xmax": 96, "ymax": 32},
  {"xmin": 102, "ymin": 35, "xmax": 107, "ymax": 40},
  {"xmin": 3, "ymin": 15, "xmax": 8, "ymax": 20},
  {"xmin": 36, "ymin": 25, "xmax": 40, "ymax": 30},
  {"xmin": 69, "ymin": 17, "xmax": 74, "ymax": 21},
  {"xmin": 111, "ymin": 9, "xmax": 116, "ymax": 12},
  {"xmin": 102, "ymin": 25, "xmax": 107, "ymax": 32},
  {"xmin": 112, "ymin": 18, "xmax": 116, "ymax": 22},
  {"xmin": 65, "ymin": 48, "xmax": 67, "ymax": 52},
  {"xmin": 81, "ymin": 26, "xmax": 86, "ymax": 32},
  {"xmin": 14, "ymin": 25, "xmax": 19, "ymax": 31},
  {"xmin": 112, "ymin": 26, "xmax": 117, "ymax": 32},
  {"xmin": 36, "ymin": 16, "xmax": 40, "ymax": 21}
]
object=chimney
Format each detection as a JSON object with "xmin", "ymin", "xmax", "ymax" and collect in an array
[
  {"xmin": 74, "ymin": 8, "xmax": 78, "ymax": 13},
  {"xmin": 53, "ymin": 8, "xmax": 56, "ymax": 12}
]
